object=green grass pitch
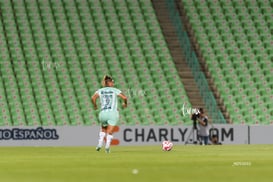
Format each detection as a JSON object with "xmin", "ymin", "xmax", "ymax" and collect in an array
[{"xmin": 0, "ymin": 145, "xmax": 272, "ymax": 182}]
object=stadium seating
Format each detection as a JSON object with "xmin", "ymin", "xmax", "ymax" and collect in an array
[
  {"xmin": 0, "ymin": 0, "xmax": 191, "ymax": 126},
  {"xmin": 182, "ymin": 0, "xmax": 273, "ymax": 124}
]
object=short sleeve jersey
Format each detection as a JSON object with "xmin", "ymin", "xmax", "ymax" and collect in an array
[{"xmin": 95, "ymin": 87, "xmax": 122, "ymax": 111}]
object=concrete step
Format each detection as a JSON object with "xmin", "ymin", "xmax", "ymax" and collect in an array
[
  {"xmin": 152, "ymin": 0, "xmax": 208, "ymax": 118},
  {"xmin": 150, "ymin": 0, "xmax": 238, "ymax": 122}
]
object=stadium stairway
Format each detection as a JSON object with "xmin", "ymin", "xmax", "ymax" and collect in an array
[
  {"xmin": 152, "ymin": 0, "xmax": 207, "ymax": 110},
  {"xmin": 175, "ymin": 0, "xmax": 230, "ymax": 122},
  {"xmin": 152, "ymin": 0, "xmax": 222, "ymax": 122}
]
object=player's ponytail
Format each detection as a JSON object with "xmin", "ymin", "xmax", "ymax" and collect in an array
[{"xmin": 102, "ymin": 75, "xmax": 113, "ymax": 87}]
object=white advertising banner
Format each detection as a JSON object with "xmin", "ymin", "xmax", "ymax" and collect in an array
[
  {"xmin": 116, "ymin": 125, "xmax": 249, "ymax": 145},
  {"xmin": 0, "ymin": 124, "xmax": 252, "ymax": 146},
  {"xmin": 250, "ymin": 125, "xmax": 273, "ymax": 144}
]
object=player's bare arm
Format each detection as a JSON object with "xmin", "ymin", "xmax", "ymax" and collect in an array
[
  {"xmin": 118, "ymin": 93, "xmax": 127, "ymax": 108},
  {"xmin": 91, "ymin": 93, "xmax": 99, "ymax": 110}
]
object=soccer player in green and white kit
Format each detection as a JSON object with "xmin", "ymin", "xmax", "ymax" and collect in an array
[{"xmin": 92, "ymin": 75, "xmax": 127, "ymax": 153}]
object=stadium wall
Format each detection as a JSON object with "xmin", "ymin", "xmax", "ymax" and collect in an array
[{"xmin": 0, "ymin": 125, "xmax": 272, "ymax": 146}]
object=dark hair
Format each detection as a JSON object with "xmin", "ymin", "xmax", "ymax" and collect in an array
[{"xmin": 199, "ymin": 108, "xmax": 204, "ymax": 114}]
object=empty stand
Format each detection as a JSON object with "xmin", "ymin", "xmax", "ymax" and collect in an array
[
  {"xmin": 182, "ymin": 0, "xmax": 273, "ymax": 124},
  {"xmin": 0, "ymin": 0, "xmax": 191, "ymax": 126}
]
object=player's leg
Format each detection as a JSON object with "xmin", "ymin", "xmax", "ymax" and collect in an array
[
  {"xmin": 96, "ymin": 126, "xmax": 107, "ymax": 151},
  {"xmin": 105, "ymin": 111, "xmax": 119, "ymax": 153},
  {"xmin": 105, "ymin": 125, "xmax": 115, "ymax": 153},
  {"xmin": 96, "ymin": 112, "xmax": 108, "ymax": 151}
]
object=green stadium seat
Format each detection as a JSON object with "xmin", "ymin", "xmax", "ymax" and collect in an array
[
  {"xmin": 0, "ymin": 0, "xmax": 191, "ymax": 126},
  {"xmin": 182, "ymin": 0, "xmax": 273, "ymax": 124}
]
